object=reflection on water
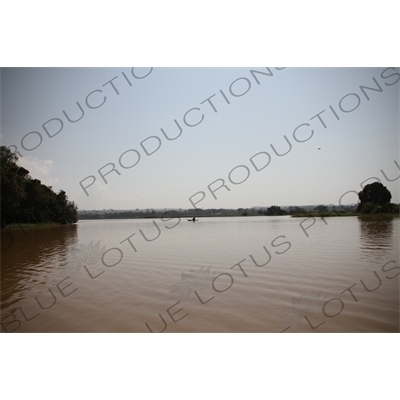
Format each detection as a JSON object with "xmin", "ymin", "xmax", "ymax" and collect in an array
[
  {"xmin": 1, "ymin": 225, "xmax": 78, "ymax": 309},
  {"xmin": 1, "ymin": 217, "xmax": 398, "ymax": 333},
  {"xmin": 358, "ymin": 216, "xmax": 395, "ymax": 265}
]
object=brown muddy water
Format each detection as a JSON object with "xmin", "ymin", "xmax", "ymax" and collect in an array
[{"xmin": 1, "ymin": 216, "xmax": 399, "ymax": 333}]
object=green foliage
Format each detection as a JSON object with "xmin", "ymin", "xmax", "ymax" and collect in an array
[
  {"xmin": 357, "ymin": 182, "xmax": 392, "ymax": 213},
  {"xmin": 378, "ymin": 202, "xmax": 399, "ymax": 214},
  {"xmin": 356, "ymin": 182, "xmax": 398, "ymax": 215},
  {"xmin": 265, "ymin": 205, "xmax": 288, "ymax": 216},
  {"xmin": 364, "ymin": 202, "xmax": 400, "ymax": 214},
  {"xmin": 1, "ymin": 146, "xmax": 78, "ymax": 227},
  {"xmin": 359, "ymin": 202, "xmax": 376, "ymax": 214},
  {"xmin": 288, "ymin": 206, "xmax": 307, "ymax": 214}
]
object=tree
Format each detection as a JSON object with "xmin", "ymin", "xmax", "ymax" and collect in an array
[
  {"xmin": 357, "ymin": 182, "xmax": 392, "ymax": 213},
  {"xmin": 265, "ymin": 205, "xmax": 287, "ymax": 216},
  {"xmin": 0, "ymin": 146, "xmax": 30, "ymax": 226},
  {"xmin": 0, "ymin": 145, "xmax": 78, "ymax": 226}
]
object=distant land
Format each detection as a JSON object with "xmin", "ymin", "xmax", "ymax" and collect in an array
[{"xmin": 78, "ymin": 204, "xmax": 360, "ymax": 219}]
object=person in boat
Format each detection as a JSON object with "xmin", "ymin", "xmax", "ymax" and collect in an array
[{"xmin": 192, "ymin": 216, "xmax": 196, "ymax": 221}]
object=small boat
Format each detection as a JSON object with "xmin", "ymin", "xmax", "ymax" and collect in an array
[{"xmin": 187, "ymin": 218, "xmax": 199, "ymax": 222}]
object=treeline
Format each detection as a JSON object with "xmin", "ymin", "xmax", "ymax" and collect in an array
[
  {"xmin": 78, "ymin": 202, "xmax": 399, "ymax": 222},
  {"xmin": 239, "ymin": 205, "xmax": 289, "ymax": 216},
  {"xmin": 77, "ymin": 183, "xmax": 399, "ymax": 222},
  {"xmin": 78, "ymin": 207, "xmax": 290, "ymax": 220},
  {"xmin": 1, "ymin": 146, "xmax": 78, "ymax": 227},
  {"xmin": 78, "ymin": 205, "xmax": 332, "ymax": 220}
]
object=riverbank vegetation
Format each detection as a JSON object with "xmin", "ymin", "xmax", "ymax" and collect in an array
[
  {"xmin": 78, "ymin": 204, "xmax": 398, "ymax": 220},
  {"xmin": 78, "ymin": 194, "xmax": 399, "ymax": 221},
  {"xmin": 1, "ymin": 146, "xmax": 78, "ymax": 228},
  {"xmin": 292, "ymin": 183, "xmax": 399, "ymax": 218},
  {"xmin": 3, "ymin": 222, "xmax": 68, "ymax": 229},
  {"xmin": 78, "ymin": 205, "xmax": 293, "ymax": 220}
]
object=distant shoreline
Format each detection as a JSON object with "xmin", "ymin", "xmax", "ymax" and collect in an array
[
  {"xmin": 77, "ymin": 213, "xmax": 400, "ymax": 221},
  {"xmin": 2, "ymin": 222, "xmax": 76, "ymax": 229},
  {"xmin": 3, "ymin": 214, "xmax": 398, "ymax": 228},
  {"xmin": 291, "ymin": 212, "xmax": 399, "ymax": 218}
]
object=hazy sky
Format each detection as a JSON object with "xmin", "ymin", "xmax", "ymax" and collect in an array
[{"xmin": 1, "ymin": 67, "xmax": 399, "ymax": 210}]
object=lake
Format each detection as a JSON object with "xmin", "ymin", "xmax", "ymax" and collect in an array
[{"xmin": 1, "ymin": 216, "xmax": 399, "ymax": 333}]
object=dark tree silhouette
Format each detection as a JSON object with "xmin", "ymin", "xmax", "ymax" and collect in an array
[
  {"xmin": 357, "ymin": 182, "xmax": 392, "ymax": 213},
  {"xmin": 265, "ymin": 205, "xmax": 288, "ymax": 216},
  {"xmin": 1, "ymin": 146, "xmax": 78, "ymax": 227}
]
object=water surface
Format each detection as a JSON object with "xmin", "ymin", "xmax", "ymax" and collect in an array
[{"xmin": 1, "ymin": 216, "xmax": 399, "ymax": 332}]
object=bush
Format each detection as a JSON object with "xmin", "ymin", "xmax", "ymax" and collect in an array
[{"xmin": 360, "ymin": 202, "xmax": 377, "ymax": 214}]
